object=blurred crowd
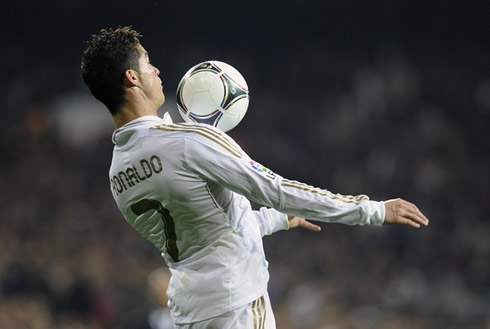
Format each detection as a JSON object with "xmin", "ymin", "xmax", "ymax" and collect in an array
[
  {"xmin": 1, "ymin": 2, "xmax": 489, "ymax": 328},
  {"xmin": 1, "ymin": 43, "xmax": 488, "ymax": 328}
]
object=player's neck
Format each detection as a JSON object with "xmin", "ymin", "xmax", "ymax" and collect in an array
[{"xmin": 113, "ymin": 101, "xmax": 159, "ymax": 128}]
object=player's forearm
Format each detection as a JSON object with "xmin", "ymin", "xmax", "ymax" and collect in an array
[
  {"xmin": 253, "ymin": 207, "xmax": 289, "ymax": 236},
  {"xmin": 268, "ymin": 178, "xmax": 385, "ymax": 226},
  {"xmin": 279, "ymin": 194, "xmax": 385, "ymax": 226}
]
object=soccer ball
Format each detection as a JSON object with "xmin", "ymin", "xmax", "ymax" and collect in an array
[{"xmin": 176, "ymin": 60, "xmax": 249, "ymax": 132}]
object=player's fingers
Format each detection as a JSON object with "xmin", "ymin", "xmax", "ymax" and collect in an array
[
  {"xmin": 300, "ymin": 219, "xmax": 322, "ymax": 232},
  {"xmin": 405, "ymin": 203, "xmax": 429, "ymax": 226},
  {"xmin": 399, "ymin": 200, "xmax": 429, "ymax": 227},
  {"xmin": 400, "ymin": 215, "xmax": 421, "ymax": 228},
  {"xmin": 407, "ymin": 219, "xmax": 421, "ymax": 228},
  {"xmin": 392, "ymin": 207, "xmax": 419, "ymax": 228},
  {"xmin": 408, "ymin": 202, "xmax": 429, "ymax": 225},
  {"xmin": 415, "ymin": 208, "xmax": 429, "ymax": 226}
]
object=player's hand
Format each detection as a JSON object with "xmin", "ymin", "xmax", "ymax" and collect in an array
[
  {"xmin": 288, "ymin": 215, "xmax": 322, "ymax": 232},
  {"xmin": 384, "ymin": 198, "xmax": 429, "ymax": 228}
]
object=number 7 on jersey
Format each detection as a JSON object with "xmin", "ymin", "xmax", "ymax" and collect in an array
[{"xmin": 131, "ymin": 199, "xmax": 179, "ymax": 262}]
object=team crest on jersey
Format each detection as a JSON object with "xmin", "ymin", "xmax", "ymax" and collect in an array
[{"xmin": 249, "ymin": 160, "xmax": 276, "ymax": 180}]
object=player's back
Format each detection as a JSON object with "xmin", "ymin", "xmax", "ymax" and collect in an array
[
  {"xmin": 108, "ymin": 116, "xmax": 270, "ymax": 322},
  {"xmin": 109, "ymin": 116, "xmax": 237, "ymax": 262}
]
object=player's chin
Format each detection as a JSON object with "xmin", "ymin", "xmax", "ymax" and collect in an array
[
  {"xmin": 160, "ymin": 96, "xmax": 166, "ymax": 108},
  {"xmin": 159, "ymin": 91, "xmax": 166, "ymax": 106}
]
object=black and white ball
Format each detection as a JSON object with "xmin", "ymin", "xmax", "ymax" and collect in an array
[{"xmin": 176, "ymin": 60, "xmax": 249, "ymax": 132}]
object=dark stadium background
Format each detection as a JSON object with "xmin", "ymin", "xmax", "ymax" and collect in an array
[{"xmin": 1, "ymin": 1, "xmax": 489, "ymax": 328}]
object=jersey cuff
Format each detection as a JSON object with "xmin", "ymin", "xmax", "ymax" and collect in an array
[
  {"xmin": 268, "ymin": 209, "xmax": 290, "ymax": 233},
  {"xmin": 371, "ymin": 201, "xmax": 386, "ymax": 226}
]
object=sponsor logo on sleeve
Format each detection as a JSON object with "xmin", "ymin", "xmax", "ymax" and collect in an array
[{"xmin": 249, "ymin": 160, "xmax": 276, "ymax": 180}]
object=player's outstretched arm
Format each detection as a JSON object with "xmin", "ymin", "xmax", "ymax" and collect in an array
[
  {"xmin": 287, "ymin": 198, "xmax": 429, "ymax": 231},
  {"xmin": 383, "ymin": 198, "xmax": 429, "ymax": 228},
  {"xmin": 288, "ymin": 215, "xmax": 322, "ymax": 232}
]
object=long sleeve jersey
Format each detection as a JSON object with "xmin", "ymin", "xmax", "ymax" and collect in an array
[{"xmin": 109, "ymin": 115, "xmax": 385, "ymax": 324}]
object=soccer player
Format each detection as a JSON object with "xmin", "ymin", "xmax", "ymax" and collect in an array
[{"xmin": 81, "ymin": 27, "xmax": 429, "ymax": 329}]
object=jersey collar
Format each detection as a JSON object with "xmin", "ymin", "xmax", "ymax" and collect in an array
[{"xmin": 112, "ymin": 112, "xmax": 173, "ymax": 144}]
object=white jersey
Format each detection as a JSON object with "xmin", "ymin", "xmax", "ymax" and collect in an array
[{"xmin": 109, "ymin": 115, "xmax": 385, "ymax": 324}]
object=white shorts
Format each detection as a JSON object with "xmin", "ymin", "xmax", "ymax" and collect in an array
[{"xmin": 175, "ymin": 293, "xmax": 275, "ymax": 329}]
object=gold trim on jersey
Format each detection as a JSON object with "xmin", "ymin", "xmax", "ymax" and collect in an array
[
  {"xmin": 260, "ymin": 296, "xmax": 266, "ymax": 329},
  {"xmin": 252, "ymin": 296, "xmax": 266, "ymax": 329},
  {"xmin": 151, "ymin": 124, "xmax": 243, "ymax": 158},
  {"xmin": 252, "ymin": 299, "xmax": 258, "ymax": 329},
  {"xmin": 281, "ymin": 179, "xmax": 369, "ymax": 204}
]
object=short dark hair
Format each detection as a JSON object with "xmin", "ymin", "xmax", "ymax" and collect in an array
[{"xmin": 81, "ymin": 26, "xmax": 142, "ymax": 115}]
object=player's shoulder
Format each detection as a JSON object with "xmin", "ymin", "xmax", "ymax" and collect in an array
[
  {"xmin": 150, "ymin": 122, "xmax": 244, "ymax": 158},
  {"xmin": 149, "ymin": 122, "xmax": 231, "ymax": 144},
  {"xmin": 150, "ymin": 121, "xmax": 221, "ymax": 134}
]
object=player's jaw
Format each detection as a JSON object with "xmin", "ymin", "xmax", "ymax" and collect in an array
[
  {"xmin": 158, "ymin": 83, "xmax": 166, "ymax": 108},
  {"xmin": 156, "ymin": 73, "xmax": 165, "ymax": 108},
  {"xmin": 142, "ymin": 69, "xmax": 164, "ymax": 109},
  {"xmin": 136, "ymin": 43, "xmax": 165, "ymax": 109}
]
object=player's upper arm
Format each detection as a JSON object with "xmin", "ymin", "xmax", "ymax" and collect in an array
[{"xmin": 180, "ymin": 125, "xmax": 283, "ymax": 208}]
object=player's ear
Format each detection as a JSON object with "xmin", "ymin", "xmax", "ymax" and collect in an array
[{"xmin": 123, "ymin": 69, "xmax": 139, "ymax": 87}]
